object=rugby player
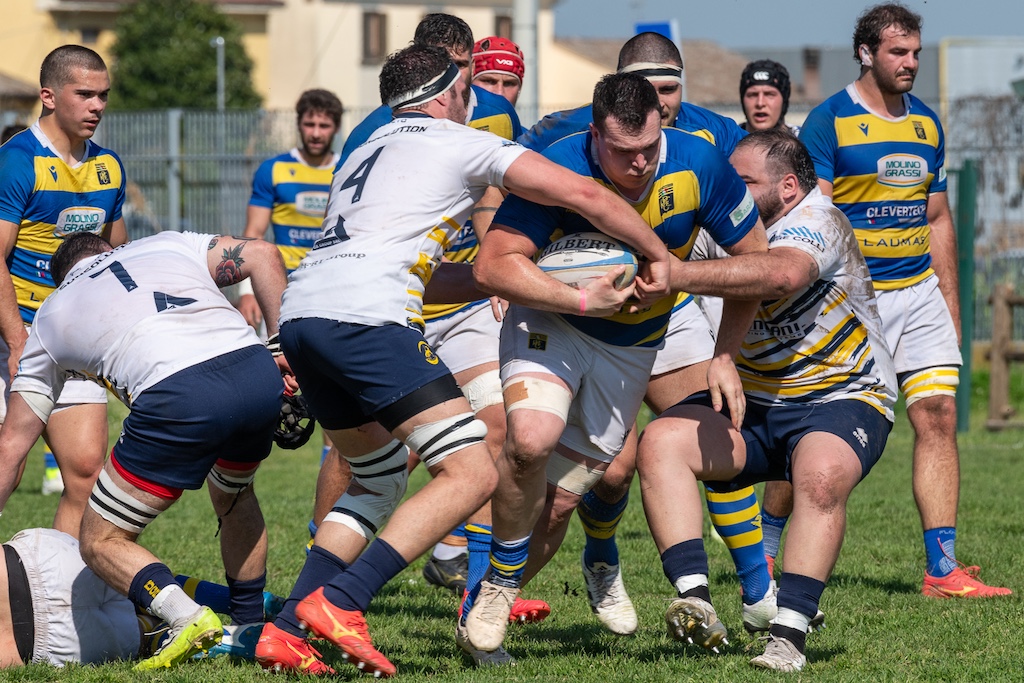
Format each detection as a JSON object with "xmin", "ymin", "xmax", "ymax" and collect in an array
[
  {"xmin": 638, "ymin": 130, "xmax": 895, "ymax": 671},
  {"xmin": 0, "ymin": 230, "xmax": 293, "ymax": 669},
  {"xmin": 472, "ymin": 36, "xmax": 525, "ymax": 106},
  {"xmin": 518, "ymin": 32, "xmax": 774, "ymax": 637},
  {"xmin": 0, "ymin": 45, "xmax": 127, "ymax": 537},
  {"xmin": 739, "ymin": 59, "xmax": 799, "ymax": 134},
  {"xmin": 798, "ymin": 2, "xmax": 1010, "ymax": 598},
  {"xmin": 464, "ymin": 72, "xmax": 768, "ymax": 656},
  {"xmin": 251, "ymin": 44, "xmax": 671, "ymax": 678}
]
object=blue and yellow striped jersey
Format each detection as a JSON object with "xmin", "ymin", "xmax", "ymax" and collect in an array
[
  {"xmin": 496, "ymin": 127, "xmax": 758, "ymax": 348},
  {"xmin": 249, "ymin": 148, "xmax": 342, "ymax": 272},
  {"xmin": 0, "ymin": 124, "xmax": 125, "ymax": 323},
  {"xmin": 518, "ymin": 101, "xmax": 747, "ymax": 156},
  {"xmin": 799, "ymin": 84, "xmax": 947, "ymax": 290}
]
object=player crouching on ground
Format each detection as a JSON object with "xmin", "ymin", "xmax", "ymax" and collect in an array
[
  {"xmin": 636, "ymin": 130, "xmax": 896, "ymax": 672},
  {"xmin": 0, "ymin": 231, "xmax": 294, "ymax": 670}
]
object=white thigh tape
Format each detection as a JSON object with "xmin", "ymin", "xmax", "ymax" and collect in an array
[
  {"xmin": 322, "ymin": 439, "xmax": 411, "ymax": 539},
  {"xmin": 502, "ymin": 376, "xmax": 572, "ymax": 421},
  {"xmin": 89, "ymin": 469, "xmax": 161, "ymax": 534},
  {"xmin": 207, "ymin": 463, "xmax": 257, "ymax": 494},
  {"xmin": 546, "ymin": 450, "xmax": 605, "ymax": 496},
  {"xmin": 462, "ymin": 370, "xmax": 503, "ymax": 412}
]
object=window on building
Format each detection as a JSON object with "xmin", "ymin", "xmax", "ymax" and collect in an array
[
  {"xmin": 495, "ymin": 15, "xmax": 513, "ymax": 39},
  {"xmin": 363, "ymin": 12, "xmax": 387, "ymax": 64},
  {"xmin": 81, "ymin": 27, "xmax": 100, "ymax": 44}
]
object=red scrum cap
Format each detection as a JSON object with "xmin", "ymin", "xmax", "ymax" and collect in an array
[{"xmin": 473, "ymin": 36, "xmax": 525, "ymax": 83}]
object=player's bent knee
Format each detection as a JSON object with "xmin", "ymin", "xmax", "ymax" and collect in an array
[
  {"xmin": 405, "ymin": 412, "xmax": 487, "ymax": 469},
  {"xmin": 547, "ymin": 451, "xmax": 606, "ymax": 496},
  {"xmin": 88, "ymin": 470, "xmax": 167, "ymax": 535},
  {"xmin": 901, "ymin": 367, "xmax": 959, "ymax": 408},
  {"xmin": 323, "ymin": 439, "xmax": 411, "ymax": 540},
  {"xmin": 463, "ymin": 370, "xmax": 503, "ymax": 413}
]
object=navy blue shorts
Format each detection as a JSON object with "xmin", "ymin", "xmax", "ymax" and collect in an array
[
  {"xmin": 681, "ymin": 392, "xmax": 892, "ymax": 491},
  {"xmin": 114, "ymin": 345, "xmax": 282, "ymax": 490},
  {"xmin": 279, "ymin": 318, "xmax": 463, "ymax": 431}
]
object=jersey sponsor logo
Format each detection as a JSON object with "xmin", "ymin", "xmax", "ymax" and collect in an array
[
  {"xmin": 287, "ymin": 228, "xmax": 322, "ymax": 243},
  {"xmin": 658, "ymin": 185, "xmax": 675, "ymax": 215},
  {"xmin": 418, "ymin": 340, "xmax": 440, "ymax": 365},
  {"xmin": 865, "ymin": 204, "xmax": 926, "ymax": 222},
  {"xmin": 96, "ymin": 162, "xmax": 111, "ymax": 185},
  {"xmin": 877, "ymin": 154, "xmax": 927, "ymax": 188},
  {"xmin": 54, "ymin": 206, "xmax": 107, "ymax": 235},
  {"xmin": 861, "ymin": 234, "xmax": 927, "ymax": 249},
  {"xmin": 730, "ymin": 190, "xmax": 755, "ymax": 227},
  {"xmin": 773, "ymin": 226, "xmax": 825, "ymax": 251},
  {"xmin": 295, "ymin": 191, "xmax": 329, "ymax": 217},
  {"xmin": 913, "ymin": 121, "xmax": 927, "ymax": 140},
  {"xmin": 749, "ymin": 318, "xmax": 804, "ymax": 340}
]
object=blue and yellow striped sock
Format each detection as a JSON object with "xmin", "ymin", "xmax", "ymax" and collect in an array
[
  {"xmin": 461, "ymin": 523, "xmax": 492, "ymax": 623},
  {"xmin": 924, "ymin": 527, "xmax": 957, "ymax": 577},
  {"xmin": 489, "ymin": 535, "xmax": 530, "ymax": 589},
  {"xmin": 43, "ymin": 449, "xmax": 59, "ymax": 471},
  {"xmin": 705, "ymin": 485, "xmax": 771, "ymax": 604},
  {"xmin": 579, "ymin": 489, "xmax": 628, "ymax": 568}
]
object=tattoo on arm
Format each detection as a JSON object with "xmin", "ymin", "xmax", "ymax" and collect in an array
[
  {"xmin": 207, "ymin": 238, "xmax": 219, "ymax": 251},
  {"xmin": 215, "ymin": 243, "xmax": 247, "ymax": 286}
]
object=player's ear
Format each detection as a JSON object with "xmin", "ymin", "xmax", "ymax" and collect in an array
[
  {"xmin": 39, "ymin": 86, "xmax": 57, "ymax": 110},
  {"xmin": 859, "ymin": 45, "xmax": 873, "ymax": 67}
]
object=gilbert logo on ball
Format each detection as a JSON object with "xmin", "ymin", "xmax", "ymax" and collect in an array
[{"xmin": 536, "ymin": 232, "xmax": 638, "ymax": 290}]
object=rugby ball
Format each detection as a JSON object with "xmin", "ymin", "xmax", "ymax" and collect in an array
[{"xmin": 536, "ymin": 232, "xmax": 638, "ymax": 290}]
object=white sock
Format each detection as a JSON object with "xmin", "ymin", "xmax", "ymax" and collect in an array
[
  {"xmin": 149, "ymin": 584, "xmax": 202, "ymax": 627},
  {"xmin": 774, "ymin": 607, "xmax": 811, "ymax": 634},
  {"xmin": 433, "ymin": 541, "xmax": 468, "ymax": 561},
  {"xmin": 673, "ymin": 573, "xmax": 709, "ymax": 596}
]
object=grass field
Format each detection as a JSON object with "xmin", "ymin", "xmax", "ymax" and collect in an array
[{"xmin": 3, "ymin": 369, "xmax": 1024, "ymax": 682}]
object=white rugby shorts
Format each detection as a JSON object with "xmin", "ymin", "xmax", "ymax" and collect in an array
[
  {"xmin": 499, "ymin": 305, "xmax": 655, "ymax": 462},
  {"xmin": 875, "ymin": 274, "xmax": 962, "ymax": 375},
  {"xmin": 651, "ymin": 297, "xmax": 717, "ymax": 377},
  {"xmin": 5, "ymin": 528, "xmax": 139, "ymax": 666},
  {"xmin": 423, "ymin": 301, "xmax": 500, "ymax": 376}
]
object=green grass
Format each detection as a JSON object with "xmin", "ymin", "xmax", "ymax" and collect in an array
[{"xmin": 4, "ymin": 370, "xmax": 1024, "ymax": 681}]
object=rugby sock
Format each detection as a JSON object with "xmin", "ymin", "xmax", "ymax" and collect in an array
[
  {"xmin": 321, "ymin": 444, "xmax": 331, "ymax": 465},
  {"xmin": 775, "ymin": 572, "xmax": 826, "ymax": 652},
  {"xmin": 579, "ymin": 488, "xmax": 628, "ymax": 568},
  {"xmin": 488, "ymin": 535, "xmax": 530, "ymax": 589},
  {"xmin": 276, "ymin": 545, "xmax": 349, "ymax": 637},
  {"xmin": 924, "ymin": 527, "xmax": 958, "ymax": 577},
  {"xmin": 761, "ymin": 510, "xmax": 789, "ymax": 560},
  {"xmin": 227, "ymin": 572, "xmax": 267, "ymax": 625},
  {"xmin": 175, "ymin": 575, "xmax": 230, "ymax": 613},
  {"xmin": 661, "ymin": 538, "xmax": 711, "ymax": 602},
  {"xmin": 129, "ymin": 562, "xmax": 177, "ymax": 613},
  {"xmin": 149, "ymin": 584, "xmax": 203, "ymax": 627},
  {"xmin": 433, "ymin": 525, "xmax": 469, "ymax": 560},
  {"xmin": 460, "ymin": 523, "xmax": 493, "ymax": 623},
  {"xmin": 323, "ymin": 538, "xmax": 407, "ymax": 613},
  {"xmin": 705, "ymin": 485, "xmax": 771, "ymax": 604},
  {"xmin": 43, "ymin": 449, "xmax": 58, "ymax": 471}
]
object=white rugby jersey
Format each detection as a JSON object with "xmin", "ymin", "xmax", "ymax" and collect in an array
[
  {"xmin": 280, "ymin": 113, "xmax": 527, "ymax": 330},
  {"xmin": 737, "ymin": 188, "xmax": 897, "ymax": 418},
  {"xmin": 13, "ymin": 231, "xmax": 261, "ymax": 408}
]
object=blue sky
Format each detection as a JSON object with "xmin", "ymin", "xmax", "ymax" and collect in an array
[{"xmin": 553, "ymin": 0, "xmax": 1024, "ymax": 48}]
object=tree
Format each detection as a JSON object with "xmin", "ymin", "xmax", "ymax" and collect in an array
[{"xmin": 109, "ymin": 0, "xmax": 260, "ymax": 110}]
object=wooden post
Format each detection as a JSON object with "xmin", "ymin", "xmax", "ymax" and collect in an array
[{"xmin": 986, "ymin": 284, "xmax": 1024, "ymax": 430}]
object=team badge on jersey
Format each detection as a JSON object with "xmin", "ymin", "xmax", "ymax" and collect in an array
[
  {"xmin": 658, "ymin": 185, "xmax": 675, "ymax": 215},
  {"xmin": 528, "ymin": 333, "xmax": 547, "ymax": 351},
  {"xmin": 96, "ymin": 162, "xmax": 111, "ymax": 185},
  {"xmin": 418, "ymin": 340, "xmax": 440, "ymax": 365},
  {"xmin": 913, "ymin": 121, "xmax": 927, "ymax": 140}
]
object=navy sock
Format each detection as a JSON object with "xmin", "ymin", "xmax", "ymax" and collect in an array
[
  {"xmin": 579, "ymin": 489, "xmax": 628, "ymax": 568},
  {"xmin": 660, "ymin": 538, "xmax": 709, "ymax": 585},
  {"xmin": 129, "ymin": 562, "xmax": 176, "ymax": 612},
  {"xmin": 777, "ymin": 572, "xmax": 825, "ymax": 621},
  {"xmin": 227, "ymin": 572, "xmax": 267, "ymax": 625},
  {"xmin": 276, "ymin": 545, "xmax": 349, "ymax": 637},
  {"xmin": 323, "ymin": 538, "xmax": 408, "ymax": 613},
  {"xmin": 923, "ymin": 527, "xmax": 957, "ymax": 577}
]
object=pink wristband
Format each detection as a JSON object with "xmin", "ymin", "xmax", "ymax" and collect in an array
[{"xmin": 579, "ymin": 289, "xmax": 587, "ymax": 315}]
